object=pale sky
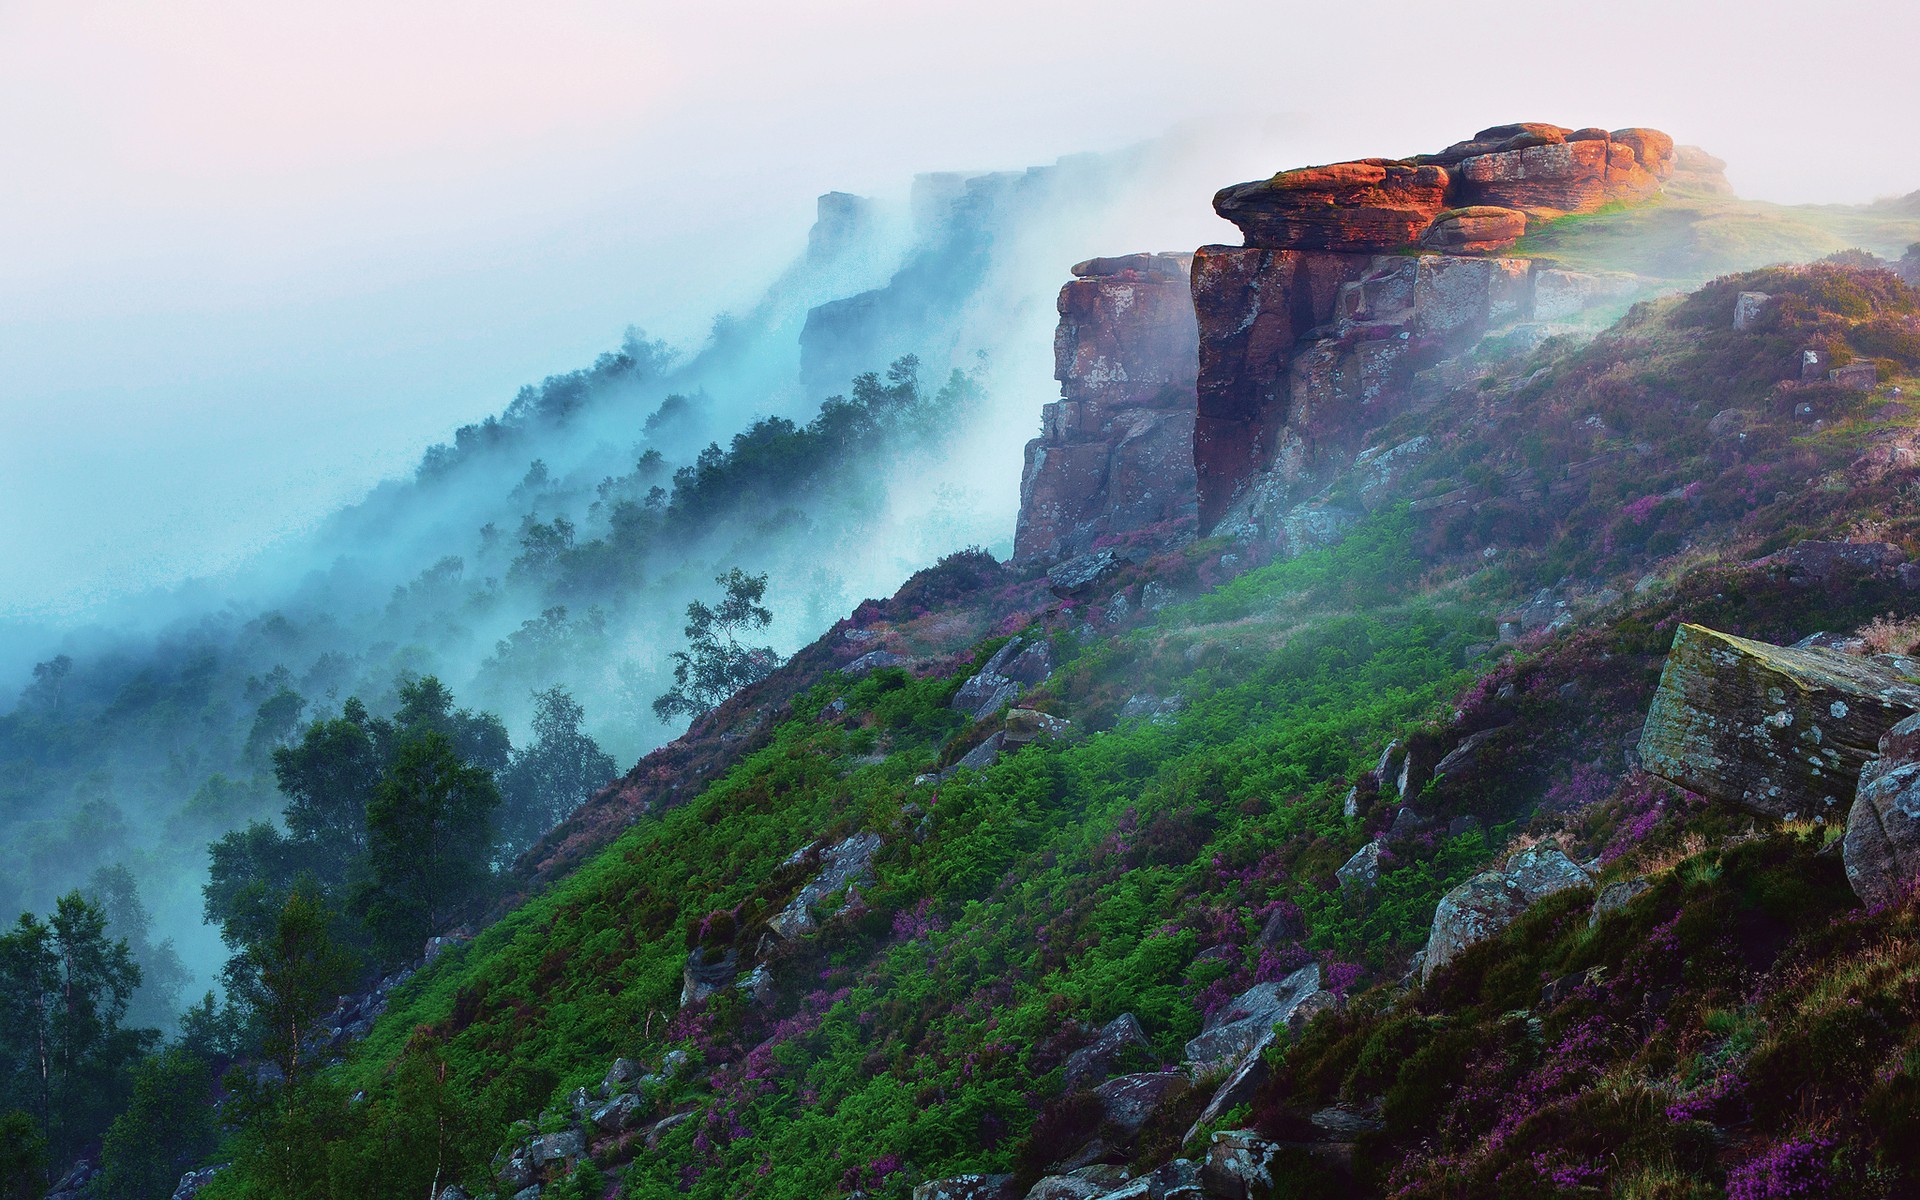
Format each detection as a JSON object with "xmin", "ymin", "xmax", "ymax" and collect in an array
[{"xmin": 3, "ymin": 0, "xmax": 1917, "ymax": 619}]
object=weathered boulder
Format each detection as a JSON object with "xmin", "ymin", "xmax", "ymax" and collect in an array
[
  {"xmin": 590, "ymin": 1090, "xmax": 647, "ymax": 1133},
  {"xmin": 1004, "ymin": 708, "xmax": 1072, "ymax": 745},
  {"xmin": 956, "ymin": 732, "xmax": 1007, "ymax": 773},
  {"xmin": 601, "ymin": 1056, "xmax": 639, "ymax": 1094},
  {"xmin": 171, "ymin": 1166, "xmax": 227, "ymax": 1200},
  {"xmin": 1589, "ymin": 877, "xmax": 1652, "ymax": 927},
  {"xmin": 680, "ymin": 946, "xmax": 738, "ymax": 1006},
  {"xmin": 1199, "ymin": 1131, "xmax": 1284, "ymax": 1200},
  {"xmin": 846, "ymin": 649, "xmax": 910, "ymax": 677},
  {"xmin": 1422, "ymin": 845, "xmax": 1592, "ymax": 982},
  {"xmin": 1733, "ymin": 290, "xmax": 1773, "ymax": 330},
  {"xmin": 1063, "ymin": 1013, "xmax": 1154, "ymax": 1089},
  {"xmin": 1846, "ymin": 714, "xmax": 1920, "ymax": 905},
  {"xmin": 1637, "ymin": 623, "xmax": 1920, "ymax": 821},
  {"xmin": 1336, "ymin": 842, "xmax": 1383, "ymax": 892},
  {"xmin": 1759, "ymin": 541, "xmax": 1909, "ymax": 586},
  {"xmin": 1025, "ymin": 1165, "xmax": 1135, "ymax": 1200},
  {"xmin": 914, "ymin": 1174, "xmax": 1018, "ymax": 1200},
  {"xmin": 1181, "ymin": 982, "xmax": 1332, "ymax": 1149},
  {"xmin": 1419, "ymin": 206, "xmax": 1528, "ymax": 255},
  {"xmin": 1832, "ymin": 362, "xmax": 1879, "ymax": 391},
  {"xmin": 1093, "ymin": 1159, "xmax": 1202, "ymax": 1200},
  {"xmin": 1183, "ymin": 965, "xmax": 1325, "ymax": 1071},
  {"xmin": 953, "ymin": 636, "xmax": 1054, "ymax": 721},
  {"xmin": 1214, "ymin": 161, "xmax": 1451, "ymax": 252},
  {"xmin": 1094, "ymin": 1071, "xmax": 1190, "ymax": 1138},
  {"xmin": 1048, "ymin": 549, "xmax": 1128, "ymax": 597},
  {"xmin": 529, "ymin": 1129, "xmax": 585, "ymax": 1170},
  {"xmin": 767, "ymin": 831, "xmax": 883, "ymax": 939}
]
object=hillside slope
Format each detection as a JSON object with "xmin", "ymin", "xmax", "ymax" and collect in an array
[{"xmin": 188, "ymin": 251, "xmax": 1920, "ymax": 1200}]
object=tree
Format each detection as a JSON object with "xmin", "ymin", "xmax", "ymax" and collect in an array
[
  {"xmin": 497, "ymin": 687, "xmax": 617, "ymax": 860},
  {"xmin": 0, "ymin": 1109, "xmax": 45, "ymax": 1200},
  {"xmin": 222, "ymin": 889, "xmax": 356, "ymax": 1200},
  {"xmin": 225, "ymin": 889, "xmax": 355, "ymax": 1095},
  {"xmin": 204, "ymin": 821, "xmax": 306, "ymax": 954},
  {"xmin": 22, "ymin": 656, "xmax": 72, "ymax": 713},
  {"xmin": 84, "ymin": 866, "xmax": 189, "ymax": 1031},
  {"xmin": 0, "ymin": 894, "xmax": 151, "ymax": 1167},
  {"xmin": 390, "ymin": 676, "xmax": 511, "ymax": 776},
  {"xmin": 95, "ymin": 1048, "xmax": 216, "ymax": 1200},
  {"xmin": 243, "ymin": 686, "xmax": 307, "ymax": 768},
  {"xmin": 652, "ymin": 570, "xmax": 782, "ymax": 722},
  {"xmin": 270, "ymin": 697, "xmax": 382, "ymax": 888},
  {"xmin": 358, "ymin": 732, "xmax": 500, "ymax": 962}
]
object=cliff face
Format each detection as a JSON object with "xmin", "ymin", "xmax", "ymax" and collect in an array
[
  {"xmin": 1193, "ymin": 123, "xmax": 1679, "ymax": 532},
  {"xmin": 1012, "ymin": 253, "xmax": 1199, "ymax": 564}
]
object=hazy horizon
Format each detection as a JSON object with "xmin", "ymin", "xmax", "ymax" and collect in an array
[{"xmin": 5, "ymin": 0, "xmax": 1919, "ymax": 625}]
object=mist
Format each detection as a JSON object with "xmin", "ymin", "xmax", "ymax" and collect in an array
[{"xmin": 6, "ymin": 0, "xmax": 1920, "ymax": 619}]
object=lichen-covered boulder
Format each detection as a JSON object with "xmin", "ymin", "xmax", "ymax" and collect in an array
[
  {"xmin": 1199, "ymin": 1131, "xmax": 1283, "ymax": 1200},
  {"xmin": 1063, "ymin": 1013, "xmax": 1154, "ymax": 1089},
  {"xmin": 1637, "ymin": 623, "xmax": 1920, "ymax": 821},
  {"xmin": 913, "ymin": 1174, "xmax": 1017, "ymax": 1200},
  {"xmin": 1589, "ymin": 877, "xmax": 1651, "ymax": 928},
  {"xmin": 1094, "ymin": 1071, "xmax": 1190, "ymax": 1138},
  {"xmin": 1336, "ymin": 842, "xmax": 1383, "ymax": 892},
  {"xmin": 171, "ymin": 1166, "xmax": 227, "ymax": 1200},
  {"xmin": 1422, "ymin": 846, "xmax": 1592, "ymax": 983},
  {"xmin": 766, "ymin": 832, "xmax": 882, "ymax": 939},
  {"xmin": 1846, "ymin": 714, "xmax": 1920, "ymax": 905},
  {"xmin": 1025, "ymin": 1165, "xmax": 1134, "ymax": 1200},
  {"xmin": 1092, "ymin": 1159, "xmax": 1202, "ymax": 1200},
  {"xmin": 1047, "ymin": 549, "xmax": 1127, "ymax": 598},
  {"xmin": 1183, "ymin": 965, "xmax": 1325, "ymax": 1071}
]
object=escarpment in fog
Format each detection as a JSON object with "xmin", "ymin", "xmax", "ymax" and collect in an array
[{"xmin": 1191, "ymin": 123, "xmax": 1689, "ymax": 532}]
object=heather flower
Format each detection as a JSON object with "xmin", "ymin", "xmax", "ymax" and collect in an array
[{"xmin": 1726, "ymin": 1137, "xmax": 1838, "ymax": 1199}]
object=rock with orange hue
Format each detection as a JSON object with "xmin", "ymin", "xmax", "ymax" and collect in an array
[
  {"xmin": 1013, "ymin": 254, "xmax": 1199, "ymax": 563},
  {"xmin": 1670, "ymin": 145, "xmax": 1735, "ymax": 194},
  {"xmin": 1419, "ymin": 206, "xmax": 1529, "ymax": 255},
  {"xmin": 1456, "ymin": 137, "xmax": 1659, "ymax": 213},
  {"xmin": 1182, "ymin": 122, "xmax": 1678, "ymax": 533},
  {"xmin": 1213, "ymin": 160, "xmax": 1451, "ymax": 252},
  {"xmin": 1421, "ymin": 123, "xmax": 1573, "ymax": 165},
  {"xmin": 1610, "ymin": 127, "xmax": 1677, "ymax": 179}
]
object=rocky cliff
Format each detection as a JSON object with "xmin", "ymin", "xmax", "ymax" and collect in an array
[
  {"xmin": 1192, "ymin": 123, "xmax": 1680, "ymax": 533},
  {"xmin": 1013, "ymin": 254, "xmax": 1200, "ymax": 564}
]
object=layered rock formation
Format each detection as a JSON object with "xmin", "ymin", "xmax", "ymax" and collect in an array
[
  {"xmin": 1192, "ymin": 123, "xmax": 1678, "ymax": 532},
  {"xmin": 1013, "ymin": 254, "xmax": 1200, "ymax": 564}
]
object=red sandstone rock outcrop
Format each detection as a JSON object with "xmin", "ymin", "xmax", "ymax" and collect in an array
[
  {"xmin": 1419, "ymin": 207, "xmax": 1529, "ymax": 255},
  {"xmin": 1191, "ymin": 122, "xmax": 1680, "ymax": 535},
  {"xmin": 1668, "ymin": 145, "xmax": 1735, "ymax": 194},
  {"xmin": 1213, "ymin": 161, "xmax": 1451, "ymax": 252},
  {"xmin": 1013, "ymin": 253, "xmax": 1199, "ymax": 564}
]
